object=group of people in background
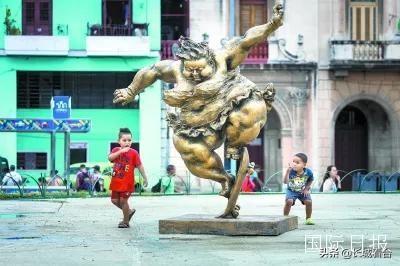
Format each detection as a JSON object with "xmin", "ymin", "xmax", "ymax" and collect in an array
[
  {"xmin": 1, "ymin": 162, "xmax": 342, "ymax": 195},
  {"xmin": 1, "ymin": 165, "xmax": 67, "ymax": 188},
  {"xmin": 75, "ymin": 164, "xmax": 105, "ymax": 193}
]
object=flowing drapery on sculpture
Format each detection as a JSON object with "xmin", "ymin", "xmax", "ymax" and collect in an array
[{"xmin": 114, "ymin": 4, "xmax": 284, "ymax": 218}]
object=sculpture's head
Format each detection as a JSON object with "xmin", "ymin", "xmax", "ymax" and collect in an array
[{"xmin": 176, "ymin": 36, "xmax": 216, "ymax": 83}]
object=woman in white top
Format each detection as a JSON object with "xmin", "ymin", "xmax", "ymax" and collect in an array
[
  {"xmin": 2, "ymin": 165, "xmax": 22, "ymax": 186},
  {"xmin": 321, "ymin": 165, "xmax": 341, "ymax": 192}
]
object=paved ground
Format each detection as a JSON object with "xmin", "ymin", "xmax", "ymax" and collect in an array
[{"xmin": 0, "ymin": 193, "xmax": 399, "ymax": 266}]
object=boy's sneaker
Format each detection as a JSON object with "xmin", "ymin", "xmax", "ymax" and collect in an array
[{"xmin": 305, "ymin": 218, "xmax": 315, "ymax": 225}]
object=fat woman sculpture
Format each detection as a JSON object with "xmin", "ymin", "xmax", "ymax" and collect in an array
[{"xmin": 114, "ymin": 4, "xmax": 284, "ymax": 218}]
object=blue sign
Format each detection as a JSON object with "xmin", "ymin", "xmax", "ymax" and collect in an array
[
  {"xmin": 51, "ymin": 96, "xmax": 71, "ymax": 119},
  {"xmin": 0, "ymin": 119, "xmax": 91, "ymax": 133}
]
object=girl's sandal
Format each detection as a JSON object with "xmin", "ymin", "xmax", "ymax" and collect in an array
[{"xmin": 118, "ymin": 221, "xmax": 130, "ymax": 228}]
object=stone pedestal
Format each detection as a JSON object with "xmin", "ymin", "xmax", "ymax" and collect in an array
[{"xmin": 159, "ymin": 214, "xmax": 298, "ymax": 236}]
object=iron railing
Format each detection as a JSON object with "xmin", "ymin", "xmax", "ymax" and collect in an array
[
  {"xmin": 87, "ymin": 23, "xmax": 148, "ymax": 36},
  {"xmin": 1, "ymin": 168, "xmax": 399, "ymax": 199}
]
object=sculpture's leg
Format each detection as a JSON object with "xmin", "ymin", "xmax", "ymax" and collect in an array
[
  {"xmin": 173, "ymin": 134, "xmax": 233, "ymax": 197},
  {"xmin": 218, "ymin": 147, "xmax": 249, "ymax": 218},
  {"xmin": 219, "ymin": 95, "xmax": 273, "ymax": 218},
  {"xmin": 225, "ymin": 97, "xmax": 267, "ymax": 157}
]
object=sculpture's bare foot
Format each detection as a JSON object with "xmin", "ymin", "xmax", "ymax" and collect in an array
[
  {"xmin": 225, "ymin": 146, "xmax": 240, "ymax": 160},
  {"xmin": 219, "ymin": 175, "xmax": 235, "ymax": 198},
  {"xmin": 219, "ymin": 181, "xmax": 229, "ymax": 197},
  {"xmin": 272, "ymin": 3, "xmax": 284, "ymax": 26},
  {"xmin": 217, "ymin": 204, "xmax": 240, "ymax": 219}
]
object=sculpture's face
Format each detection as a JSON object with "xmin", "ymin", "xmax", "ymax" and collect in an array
[{"xmin": 182, "ymin": 58, "xmax": 213, "ymax": 83}]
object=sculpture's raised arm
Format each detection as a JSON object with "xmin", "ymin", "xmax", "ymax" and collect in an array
[
  {"xmin": 223, "ymin": 3, "xmax": 284, "ymax": 70},
  {"xmin": 113, "ymin": 60, "xmax": 178, "ymax": 105}
]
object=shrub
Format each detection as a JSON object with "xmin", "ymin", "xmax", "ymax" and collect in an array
[{"xmin": 3, "ymin": 8, "xmax": 21, "ymax": 35}]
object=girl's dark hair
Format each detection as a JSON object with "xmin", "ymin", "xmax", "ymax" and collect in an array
[
  {"xmin": 320, "ymin": 165, "xmax": 338, "ymax": 192},
  {"xmin": 294, "ymin": 153, "xmax": 308, "ymax": 163},
  {"xmin": 118, "ymin": 128, "xmax": 132, "ymax": 139}
]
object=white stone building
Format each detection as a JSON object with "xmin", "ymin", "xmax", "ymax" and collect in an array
[{"xmin": 160, "ymin": 0, "xmax": 400, "ymax": 192}]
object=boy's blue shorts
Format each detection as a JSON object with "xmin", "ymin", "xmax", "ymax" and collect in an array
[{"xmin": 286, "ymin": 189, "xmax": 312, "ymax": 205}]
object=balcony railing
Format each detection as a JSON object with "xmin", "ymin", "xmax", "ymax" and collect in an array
[
  {"xmin": 87, "ymin": 23, "xmax": 148, "ymax": 36},
  {"xmin": 330, "ymin": 40, "xmax": 400, "ymax": 61},
  {"xmin": 85, "ymin": 22, "xmax": 150, "ymax": 56},
  {"xmin": 161, "ymin": 40, "xmax": 269, "ymax": 64},
  {"xmin": 161, "ymin": 40, "xmax": 178, "ymax": 60},
  {"xmin": 244, "ymin": 42, "xmax": 269, "ymax": 64}
]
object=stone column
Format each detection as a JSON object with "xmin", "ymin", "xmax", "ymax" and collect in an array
[
  {"xmin": 280, "ymin": 129, "xmax": 293, "ymax": 191},
  {"xmin": 333, "ymin": 0, "xmax": 346, "ymax": 39},
  {"xmin": 289, "ymin": 87, "xmax": 309, "ymax": 153},
  {"xmin": 383, "ymin": 0, "xmax": 398, "ymax": 39},
  {"xmin": 140, "ymin": 82, "xmax": 162, "ymax": 186},
  {"xmin": 160, "ymin": 83, "xmax": 171, "ymax": 175}
]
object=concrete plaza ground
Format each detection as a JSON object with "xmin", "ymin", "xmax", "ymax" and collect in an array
[{"xmin": 0, "ymin": 193, "xmax": 399, "ymax": 266}]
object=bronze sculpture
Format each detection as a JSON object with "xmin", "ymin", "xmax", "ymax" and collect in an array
[{"xmin": 114, "ymin": 4, "xmax": 284, "ymax": 218}]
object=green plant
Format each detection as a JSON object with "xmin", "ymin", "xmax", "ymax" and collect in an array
[
  {"xmin": 3, "ymin": 8, "xmax": 21, "ymax": 35},
  {"xmin": 397, "ymin": 18, "xmax": 400, "ymax": 33}
]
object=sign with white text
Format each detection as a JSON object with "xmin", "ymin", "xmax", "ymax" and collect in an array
[{"xmin": 51, "ymin": 96, "xmax": 71, "ymax": 119}]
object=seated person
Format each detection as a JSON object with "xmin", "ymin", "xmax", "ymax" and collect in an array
[
  {"xmin": 90, "ymin": 165, "xmax": 105, "ymax": 192},
  {"xmin": 2, "ymin": 165, "xmax": 22, "ymax": 186},
  {"xmin": 76, "ymin": 164, "xmax": 91, "ymax": 191},
  {"xmin": 161, "ymin": 165, "xmax": 175, "ymax": 194},
  {"xmin": 48, "ymin": 170, "xmax": 64, "ymax": 186},
  {"xmin": 322, "ymin": 165, "xmax": 341, "ymax": 193}
]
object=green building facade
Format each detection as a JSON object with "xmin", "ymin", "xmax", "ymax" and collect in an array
[{"xmin": 0, "ymin": 0, "xmax": 162, "ymax": 184}]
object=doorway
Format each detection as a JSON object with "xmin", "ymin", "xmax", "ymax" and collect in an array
[
  {"xmin": 335, "ymin": 106, "xmax": 368, "ymax": 191},
  {"xmin": 102, "ymin": 0, "xmax": 131, "ymax": 26},
  {"xmin": 246, "ymin": 108, "xmax": 282, "ymax": 191},
  {"xmin": 22, "ymin": 0, "xmax": 52, "ymax": 35},
  {"xmin": 335, "ymin": 99, "xmax": 394, "ymax": 190},
  {"xmin": 263, "ymin": 108, "xmax": 282, "ymax": 191}
]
